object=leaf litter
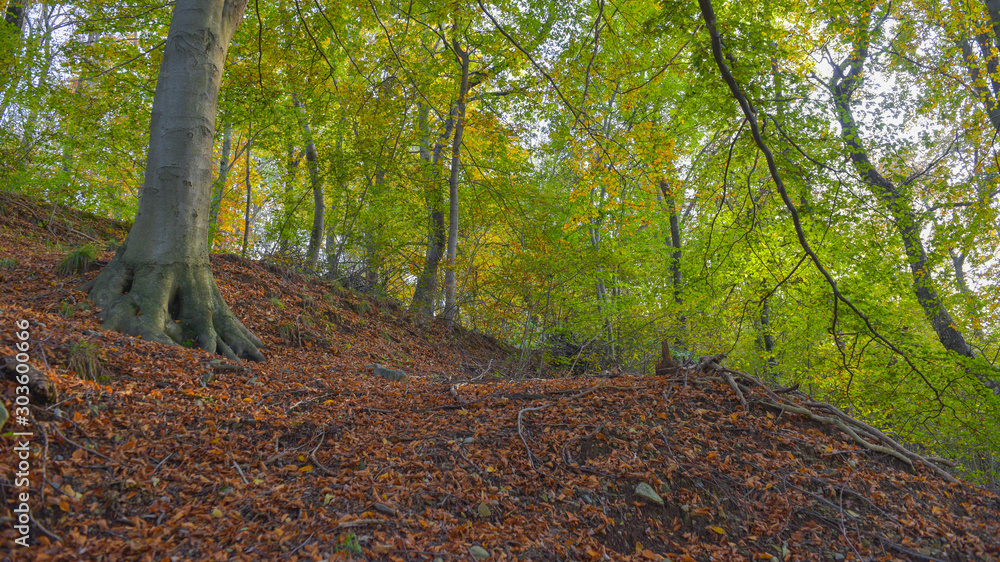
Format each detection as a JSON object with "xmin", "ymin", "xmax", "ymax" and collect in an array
[{"xmin": 1, "ymin": 193, "xmax": 999, "ymax": 560}]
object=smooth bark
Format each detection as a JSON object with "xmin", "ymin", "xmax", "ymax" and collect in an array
[
  {"xmin": 442, "ymin": 35, "xmax": 470, "ymax": 323},
  {"xmin": 208, "ymin": 123, "xmax": 232, "ymax": 245},
  {"xmin": 293, "ymin": 93, "xmax": 324, "ymax": 269},
  {"xmin": 411, "ymin": 102, "xmax": 454, "ymax": 315},
  {"xmin": 241, "ymin": 124, "xmax": 252, "ymax": 257},
  {"xmin": 831, "ymin": 15, "xmax": 976, "ymax": 362},
  {"xmin": 85, "ymin": 0, "xmax": 264, "ymax": 361},
  {"xmin": 659, "ymin": 179, "xmax": 683, "ymax": 306}
]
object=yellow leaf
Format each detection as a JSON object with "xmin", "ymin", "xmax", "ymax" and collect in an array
[
  {"xmin": 299, "ymin": 465, "xmax": 313, "ymax": 473},
  {"xmin": 709, "ymin": 525, "xmax": 726, "ymax": 535}
]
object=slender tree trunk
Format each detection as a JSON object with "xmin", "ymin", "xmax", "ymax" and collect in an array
[
  {"xmin": 658, "ymin": 179, "xmax": 683, "ymax": 305},
  {"xmin": 85, "ymin": 0, "xmax": 264, "ymax": 361},
  {"xmin": 293, "ymin": 93, "xmax": 324, "ymax": 269},
  {"xmin": 953, "ymin": 3, "xmax": 1000, "ymax": 133},
  {"xmin": 241, "ymin": 123, "xmax": 252, "ymax": 257},
  {"xmin": 325, "ymin": 129, "xmax": 346, "ymax": 277},
  {"xmin": 0, "ymin": 1, "xmax": 27, "ymax": 124},
  {"xmin": 277, "ymin": 143, "xmax": 301, "ymax": 257},
  {"xmin": 365, "ymin": 166, "xmax": 386, "ymax": 291},
  {"xmin": 831, "ymin": 29, "xmax": 976, "ymax": 361},
  {"xmin": 208, "ymin": 123, "xmax": 232, "ymax": 246},
  {"xmin": 3, "ymin": 1, "xmax": 24, "ymax": 29},
  {"xmin": 443, "ymin": 37, "xmax": 470, "ymax": 323},
  {"xmin": 411, "ymin": 102, "xmax": 455, "ymax": 315}
]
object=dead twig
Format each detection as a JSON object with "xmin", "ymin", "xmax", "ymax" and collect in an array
[
  {"xmin": 561, "ymin": 421, "xmax": 608, "ymax": 467},
  {"xmin": 51, "ymin": 423, "xmax": 114, "ymax": 463},
  {"xmin": 518, "ymin": 379, "xmax": 610, "ymax": 471}
]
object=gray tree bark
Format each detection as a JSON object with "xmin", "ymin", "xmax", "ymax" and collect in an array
[
  {"xmin": 658, "ymin": 179, "xmax": 683, "ymax": 306},
  {"xmin": 293, "ymin": 94, "xmax": 324, "ymax": 269},
  {"xmin": 85, "ymin": 0, "xmax": 264, "ymax": 361},
  {"xmin": 442, "ymin": 34, "xmax": 470, "ymax": 323},
  {"xmin": 241, "ymin": 124, "xmax": 252, "ymax": 257},
  {"xmin": 3, "ymin": 1, "xmax": 24, "ymax": 30},
  {"xmin": 410, "ymin": 102, "xmax": 454, "ymax": 316},
  {"xmin": 208, "ymin": 123, "xmax": 232, "ymax": 246},
  {"xmin": 830, "ymin": 18, "xmax": 976, "ymax": 362}
]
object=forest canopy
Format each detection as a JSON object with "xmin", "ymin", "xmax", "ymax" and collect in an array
[{"xmin": 2, "ymin": 0, "xmax": 999, "ymax": 480}]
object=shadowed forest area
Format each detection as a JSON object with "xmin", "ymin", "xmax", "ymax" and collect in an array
[{"xmin": 2, "ymin": 0, "xmax": 1000, "ymax": 559}]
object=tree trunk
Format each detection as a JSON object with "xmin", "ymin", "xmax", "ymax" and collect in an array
[
  {"xmin": 411, "ymin": 102, "xmax": 454, "ymax": 315},
  {"xmin": 365, "ymin": 166, "xmax": 386, "ymax": 292},
  {"xmin": 658, "ymin": 179, "xmax": 683, "ymax": 306},
  {"xmin": 3, "ymin": 1, "xmax": 24, "ymax": 30},
  {"xmin": 208, "ymin": 123, "xmax": 232, "ymax": 246},
  {"xmin": 85, "ymin": 0, "xmax": 264, "ymax": 361},
  {"xmin": 277, "ymin": 142, "xmax": 301, "ymax": 257},
  {"xmin": 241, "ymin": 123, "xmax": 252, "ymax": 257},
  {"xmin": 443, "ymin": 37, "xmax": 470, "ymax": 323},
  {"xmin": 830, "ymin": 32, "xmax": 976, "ymax": 362},
  {"xmin": 293, "ymin": 93, "xmax": 324, "ymax": 269}
]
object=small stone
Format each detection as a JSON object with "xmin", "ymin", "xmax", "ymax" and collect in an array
[
  {"xmin": 367, "ymin": 363, "xmax": 408, "ymax": 383},
  {"xmin": 635, "ymin": 482, "xmax": 664, "ymax": 506},
  {"xmin": 374, "ymin": 502, "xmax": 397, "ymax": 516},
  {"xmin": 0, "ymin": 400, "xmax": 8, "ymax": 432},
  {"xmin": 462, "ymin": 437, "xmax": 476, "ymax": 444},
  {"xmin": 477, "ymin": 502, "xmax": 491, "ymax": 517},
  {"xmin": 469, "ymin": 546, "xmax": 490, "ymax": 560}
]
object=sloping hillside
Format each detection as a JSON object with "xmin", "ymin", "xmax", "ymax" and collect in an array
[{"xmin": 1, "ymin": 194, "xmax": 999, "ymax": 561}]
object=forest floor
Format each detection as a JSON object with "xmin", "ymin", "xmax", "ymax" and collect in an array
[{"xmin": 1, "ymin": 192, "xmax": 999, "ymax": 561}]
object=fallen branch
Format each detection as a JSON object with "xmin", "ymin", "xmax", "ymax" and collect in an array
[{"xmin": 693, "ymin": 356, "xmax": 959, "ymax": 484}]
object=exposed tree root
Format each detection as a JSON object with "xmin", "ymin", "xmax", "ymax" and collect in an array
[
  {"xmin": 84, "ymin": 255, "xmax": 264, "ymax": 362},
  {"xmin": 692, "ymin": 357, "xmax": 960, "ymax": 484}
]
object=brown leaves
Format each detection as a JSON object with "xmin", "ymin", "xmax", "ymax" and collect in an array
[{"xmin": 1, "ymin": 206, "xmax": 999, "ymax": 560}]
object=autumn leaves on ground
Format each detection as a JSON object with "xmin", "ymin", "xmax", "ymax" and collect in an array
[{"xmin": 1, "ymin": 195, "xmax": 998, "ymax": 561}]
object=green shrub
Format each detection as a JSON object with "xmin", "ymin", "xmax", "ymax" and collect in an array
[
  {"xmin": 0, "ymin": 257, "xmax": 16, "ymax": 269},
  {"xmin": 57, "ymin": 244, "xmax": 98, "ymax": 277},
  {"xmin": 278, "ymin": 322, "xmax": 301, "ymax": 346},
  {"xmin": 67, "ymin": 340, "xmax": 103, "ymax": 381},
  {"xmin": 333, "ymin": 533, "xmax": 363, "ymax": 556}
]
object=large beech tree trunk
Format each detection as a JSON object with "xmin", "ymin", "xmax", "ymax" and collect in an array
[{"xmin": 85, "ymin": 0, "xmax": 264, "ymax": 361}]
